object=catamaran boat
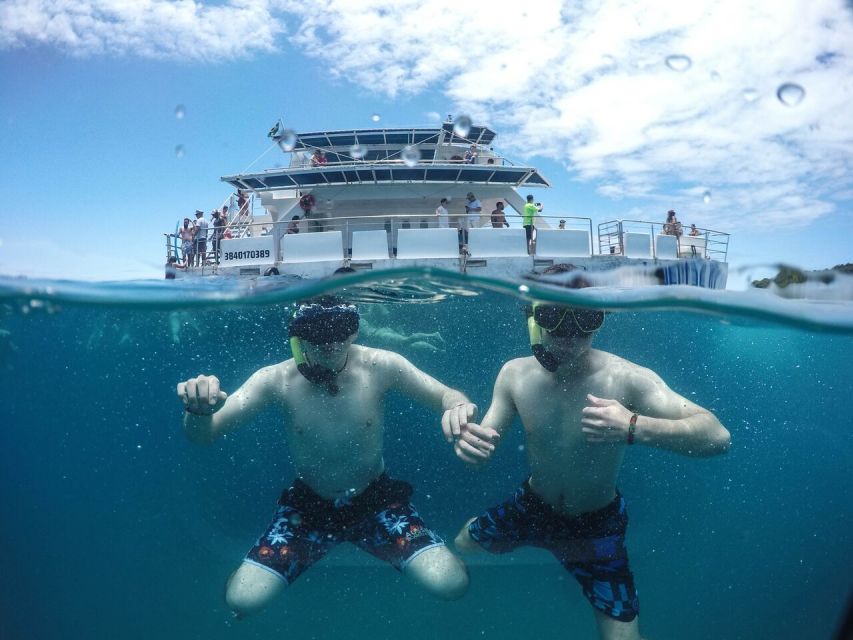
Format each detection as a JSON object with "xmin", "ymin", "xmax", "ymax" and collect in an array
[{"xmin": 165, "ymin": 121, "xmax": 729, "ymax": 288}]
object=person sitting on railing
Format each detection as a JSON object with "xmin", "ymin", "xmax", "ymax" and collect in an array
[
  {"xmin": 287, "ymin": 216, "xmax": 301, "ymax": 234},
  {"xmin": 663, "ymin": 210, "xmax": 683, "ymax": 236},
  {"xmin": 558, "ymin": 220, "xmax": 566, "ymax": 230},
  {"xmin": 310, "ymin": 150, "xmax": 328, "ymax": 167},
  {"xmin": 689, "ymin": 224, "xmax": 700, "ymax": 237},
  {"xmin": 463, "ymin": 144, "xmax": 479, "ymax": 164},
  {"xmin": 491, "ymin": 202, "xmax": 510, "ymax": 228}
]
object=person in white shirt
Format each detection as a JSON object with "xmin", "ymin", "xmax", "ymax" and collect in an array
[{"xmin": 435, "ymin": 198, "xmax": 449, "ymax": 228}]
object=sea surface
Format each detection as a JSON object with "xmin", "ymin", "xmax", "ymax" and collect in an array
[{"xmin": 0, "ymin": 268, "xmax": 851, "ymax": 640}]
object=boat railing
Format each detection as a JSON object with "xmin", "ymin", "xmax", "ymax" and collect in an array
[
  {"xmin": 597, "ymin": 219, "xmax": 730, "ymax": 262},
  {"xmin": 164, "ymin": 214, "xmax": 728, "ymax": 268},
  {"xmin": 287, "ymin": 146, "xmax": 517, "ymax": 169}
]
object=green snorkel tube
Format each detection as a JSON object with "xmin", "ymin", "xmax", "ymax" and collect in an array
[{"xmin": 527, "ymin": 306, "xmax": 561, "ymax": 372}]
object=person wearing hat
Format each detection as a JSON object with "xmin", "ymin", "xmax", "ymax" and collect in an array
[{"xmin": 176, "ymin": 295, "xmax": 474, "ymax": 617}]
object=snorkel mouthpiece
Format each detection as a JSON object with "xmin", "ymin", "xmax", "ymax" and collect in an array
[{"xmin": 528, "ymin": 313, "xmax": 560, "ymax": 372}]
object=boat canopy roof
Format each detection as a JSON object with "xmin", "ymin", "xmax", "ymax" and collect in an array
[
  {"xmin": 294, "ymin": 124, "xmax": 497, "ymax": 150},
  {"xmin": 223, "ymin": 164, "xmax": 549, "ymax": 191}
]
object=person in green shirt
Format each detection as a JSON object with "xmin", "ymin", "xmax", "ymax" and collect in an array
[{"xmin": 523, "ymin": 194, "xmax": 538, "ymax": 254}]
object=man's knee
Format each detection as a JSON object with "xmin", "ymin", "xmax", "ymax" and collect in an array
[
  {"xmin": 454, "ymin": 517, "xmax": 484, "ymax": 554},
  {"xmin": 224, "ymin": 563, "xmax": 286, "ymax": 617},
  {"xmin": 405, "ymin": 545, "xmax": 469, "ymax": 601}
]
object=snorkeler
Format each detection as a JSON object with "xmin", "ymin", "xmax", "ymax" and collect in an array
[
  {"xmin": 176, "ymin": 295, "xmax": 474, "ymax": 617},
  {"xmin": 447, "ymin": 266, "xmax": 731, "ymax": 640}
]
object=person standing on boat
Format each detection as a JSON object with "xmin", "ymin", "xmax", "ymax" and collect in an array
[
  {"xmin": 194, "ymin": 209, "xmax": 209, "ymax": 266},
  {"xmin": 462, "ymin": 192, "xmax": 482, "ymax": 245},
  {"xmin": 490, "ymin": 201, "xmax": 510, "ymax": 228},
  {"xmin": 435, "ymin": 197, "xmax": 450, "ymax": 228},
  {"xmin": 176, "ymin": 296, "xmax": 473, "ymax": 618},
  {"xmin": 212, "ymin": 209, "xmax": 226, "ymax": 263},
  {"xmin": 179, "ymin": 217, "xmax": 196, "ymax": 265},
  {"xmin": 522, "ymin": 194, "xmax": 538, "ymax": 254},
  {"xmin": 447, "ymin": 265, "xmax": 730, "ymax": 640}
]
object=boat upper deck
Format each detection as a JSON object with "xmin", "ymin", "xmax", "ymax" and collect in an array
[{"xmin": 222, "ymin": 124, "xmax": 550, "ymax": 192}]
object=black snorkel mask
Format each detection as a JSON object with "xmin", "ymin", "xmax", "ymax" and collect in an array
[
  {"xmin": 288, "ymin": 302, "xmax": 360, "ymax": 395},
  {"xmin": 526, "ymin": 302, "xmax": 605, "ymax": 372}
]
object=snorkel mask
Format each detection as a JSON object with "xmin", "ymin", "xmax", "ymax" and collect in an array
[
  {"xmin": 288, "ymin": 301, "xmax": 360, "ymax": 394},
  {"xmin": 526, "ymin": 302, "xmax": 605, "ymax": 371}
]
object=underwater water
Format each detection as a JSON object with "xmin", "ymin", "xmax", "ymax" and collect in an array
[{"xmin": 0, "ymin": 268, "xmax": 851, "ymax": 640}]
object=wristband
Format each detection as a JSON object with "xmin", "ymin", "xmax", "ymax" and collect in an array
[{"xmin": 627, "ymin": 413, "xmax": 638, "ymax": 445}]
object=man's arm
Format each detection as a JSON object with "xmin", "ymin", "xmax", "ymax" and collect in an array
[
  {"xmin": 454, "ymin": 361, "xmax": 518, "ymax": 465},
  {"xmin": 380, "ymin": 350, "xmax": 476, "ymax": 438},
  {"xmin": 177, "ymin": 366, "xmax": 277, "ymax": 445},
  {"xmin": 582, "ymin": 367, "xmax": 730, "ymax": 457}
]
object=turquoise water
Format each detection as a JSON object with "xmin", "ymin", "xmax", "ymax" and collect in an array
[{"xmin": 1, "ymin": 269, "xmax": 851, "ymax": 640}]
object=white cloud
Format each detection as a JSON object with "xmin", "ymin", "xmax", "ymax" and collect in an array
[
  {"xmin": 279, "ymin": 0, "xmax": 853, "ymax": 232},
  {"xmin": 2, "ymin": 0, "xmax": 852, "ymax": 234},
  {"xmin": 0, "ymin": 0, "xmax": 283, "ymax": 60}
]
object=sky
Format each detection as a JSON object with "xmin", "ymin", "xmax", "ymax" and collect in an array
[{"xmin": 1, "ymin": 0, "xmax": 852, "ymax": 288}]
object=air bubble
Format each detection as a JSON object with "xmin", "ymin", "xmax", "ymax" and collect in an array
[
  {"xmin": 665, "ymin": 55, "xmax": 692, "ymax": 72},
  {"xmin": 277, "ymin": 129, "xmax": 298, "ymax": 152},
  {"xmin": 517, "ymin": 445, "xmax": 525, "ymax": 452},
  {"xmin": 742, "ymin": 88, "xmax": 759, "ymax": 102},
  {"xmin": 371, "ymin": 113, "xmax": 381, "ymax": 122},
  {"xmin": 518, "ymin": 284, "xmax": 530, "ymax": 293},
  {"xmin": 401, "ymin": 145, "xmax": 421, "ymax": 167},
  {"xmin": 174, "ymin": 105, "xmax": 185, "ymax": 119},
  {"xmin": 702, "ymin": 190, "xmax": 711, "ymax": 204},
  {"xmin": 453, "ymin": 114, "xmax": 472, "ymax": 138},
  {"xmin": 349, "ymin": 143, "xmax": 367, "ymax": 159},
  {"xmin": 776, "ymin": 82, "xmax": 805, "ymax": 106},
  {"xmin": 175, "ymin": 145, "xmax": 185, "ymax": 159},
  {"xmin": 290, "ymin": 513, "xmax": 302, "ymax": 526}
]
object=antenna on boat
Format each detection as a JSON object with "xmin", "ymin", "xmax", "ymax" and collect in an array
[{"xmin": 239, "ymin": 117, "xmax": 288, "ymax": 175}]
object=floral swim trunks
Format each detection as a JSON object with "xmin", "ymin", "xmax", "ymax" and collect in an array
[
  {"xmin": 468, "ymin": 479, "xmax": 639, "ymax": 622},
  {"xmin": 245, "ymin": 474, "xmax": 444, "ymax": 584}
]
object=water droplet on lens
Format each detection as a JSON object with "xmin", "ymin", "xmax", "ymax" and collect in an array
[
  {"xmin": 702, "ymin": 190, "xmax": 711, "ymax": 204},
  {"xmin": 453, "ymin": 114, "xmax": 472, "ymax": 138},
  {"xmin": 776, "ymin": 82, "xmax": 805, "ymax": 106},
  {"xmin": 349, "ymin": 143, "xmax": 367, "ymax": 159},
  {"xmin": 371, "ymin": 113, "xmax": 381, "ymax": 122},
  {"xmin": 742, "ymin": 88, "xmax": 759, "ymax": 102},
  {"xmin": 710, "ymin": 71, "xmax": 721, "ymax": 82},
  {"xmin": 277, "ymin": 128, "xmax": 298, "ymax": 152},
  {"xmin": 401, "ymin": 145, "xmax": 421, "ymax": 167},
  {"xmin": 175, "ymin": 145, "xmax": 185, "ymax": 159},
  {"xmin": 665, "ymin": 54, "xmax": 692, "ymax": 72},
  {"xmin": 174, "ymin": 105, "xmax": 185, "ymax": 119}
]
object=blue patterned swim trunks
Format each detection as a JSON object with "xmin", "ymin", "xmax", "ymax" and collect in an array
[
  {"xmin": 468, "ymin": 479, "xmax": 639, "ymax": 622},
  {"xmin": 245, "ymin": 474, "xmax": 444, "ymax": 584}
]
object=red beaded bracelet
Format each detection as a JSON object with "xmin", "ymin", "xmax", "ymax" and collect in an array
[{"xmin": 627, "ymin": 413, "xmax": 638, "ymax": 445}]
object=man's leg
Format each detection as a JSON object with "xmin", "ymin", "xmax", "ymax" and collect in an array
[
  {"xmin": 224, "ymin": 561, "xmax": 287, "ymax": 618},
  {"xmin": 404, "ymin": 545, "xmax": 469, "ymax": 600},
  {"xmin": 454, "ymin": 517, "xmax": 485, "ymax": 554},
  {"xmin": 593, "ymin": 609, "xmax": 645, "ymax": 640}
]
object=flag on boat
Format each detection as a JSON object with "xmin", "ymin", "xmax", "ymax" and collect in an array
[{"xmin": 268, "ymin": 119, "xmax": 283, "ymax": 139}]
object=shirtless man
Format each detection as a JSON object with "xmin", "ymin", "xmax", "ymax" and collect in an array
[
  {"xmin": 447, "ymin": 270, "xmax": 730, "ymax": 640},
  {"xmin": 177, "ymin": 296, "xmax": 472, "ymax": 617}
]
